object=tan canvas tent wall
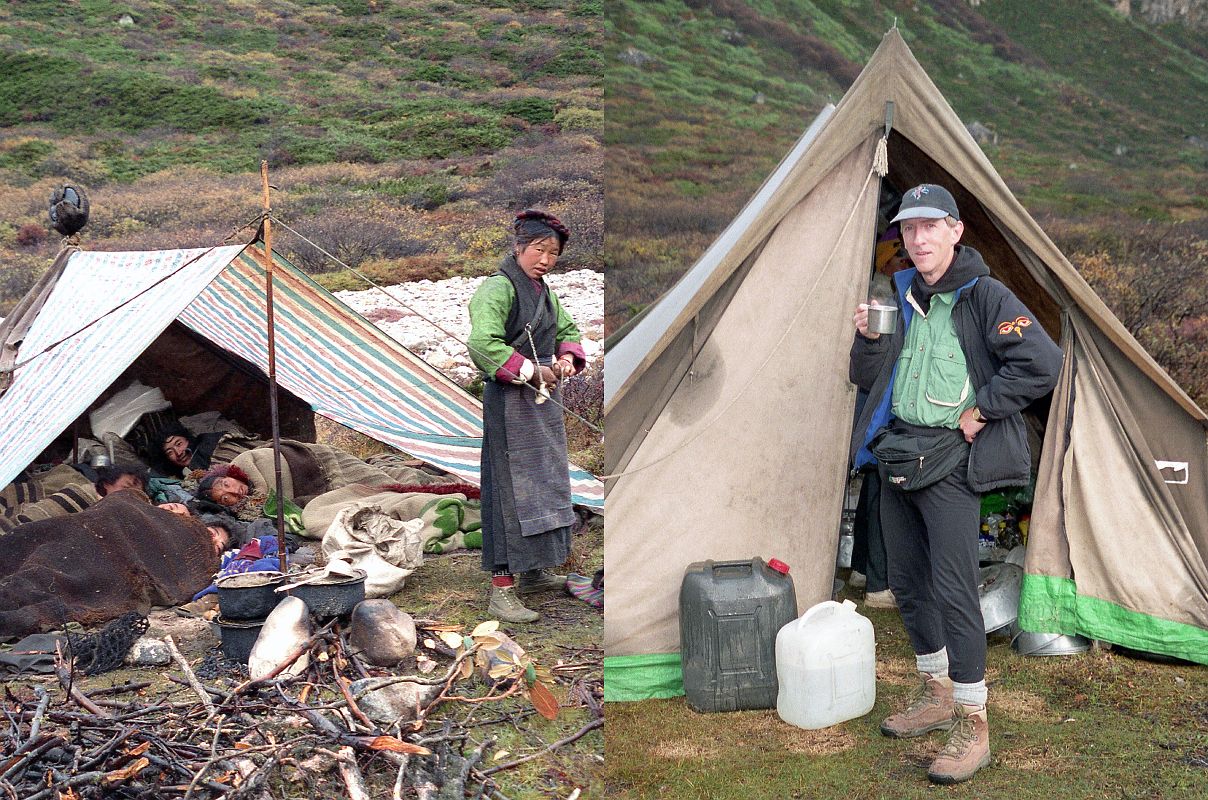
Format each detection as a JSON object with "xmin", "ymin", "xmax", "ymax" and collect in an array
[{"xmin": 603, "ymin": 29, "xmax": 1208, "ymax": 699}]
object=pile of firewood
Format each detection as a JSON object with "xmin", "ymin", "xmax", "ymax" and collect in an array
[{"xmin": 0, "ymin": 621, "xmax": 603, "ymax": 799}]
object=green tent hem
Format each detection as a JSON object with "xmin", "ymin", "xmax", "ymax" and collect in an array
[
  {"xmin": 1019, "ymin": 574, "xmax": 1208, "ymax": 665},
  {"xmin": 603, "ymin": 654, "xmax": 684, "ymax": 701}
]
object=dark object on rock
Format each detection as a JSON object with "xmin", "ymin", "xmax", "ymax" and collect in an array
[
  {"xmin": 49, "ymin": 185, "xmax": 90, "ymax": 237},
  {"xmin": 67, "ymin": 611, "xmax": 149, "ymax": 675},
  {"xmin": 348, "ymin": 599, "xmax": 416, "ymax": 665}
]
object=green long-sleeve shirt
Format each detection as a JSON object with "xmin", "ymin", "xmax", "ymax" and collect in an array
[{"xmin": 467, "ymin": 275, "xmax": 582, "ymax": 377}]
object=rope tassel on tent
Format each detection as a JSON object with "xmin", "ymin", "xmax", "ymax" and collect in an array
[{"xmin": 873, "ymin": 136, "xmax": 889, "ymax": 177}]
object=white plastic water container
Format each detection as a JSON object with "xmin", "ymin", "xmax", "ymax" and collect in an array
[{"xmin": 775, "ymin": 599, "xmax": 876, "ymax": 729}]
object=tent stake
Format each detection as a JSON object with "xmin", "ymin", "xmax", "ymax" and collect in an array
[{"xmin": 261, "ymin": 161, "xmax": 289, "ymax": 575}]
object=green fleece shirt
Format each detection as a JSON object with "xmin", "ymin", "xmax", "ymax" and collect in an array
[
  {"xmin": 467, "ymin": 274, "xmax": 582, "ymax": 376},
  {"xmin": 891, "ymin": 289, "xmax": 976, "ymax": 428}
]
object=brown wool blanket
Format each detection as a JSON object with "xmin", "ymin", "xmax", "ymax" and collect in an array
[{"xmin": 0, "ymin": 489, "xmax": 220, "ymax": 639}]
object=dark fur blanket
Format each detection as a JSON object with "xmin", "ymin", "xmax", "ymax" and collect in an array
[{"xmin": 0, "ymin": 489, "xmax": 220, "ymax": 639}]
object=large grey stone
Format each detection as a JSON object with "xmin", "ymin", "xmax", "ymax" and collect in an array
[
  {"xmin": 348, "ymin": 600, "xmax": 417, "ymax": 666},
  {"xmin": 124, "ymin": 636, "xmax": 171, "ymax": 667},
  {"xmin": 350, "ymin": 679, "xmax": 441, "ymax": 724},
  {"xmin": 248, "ymin": 596, "xmax": 312, "ymax": 680}
]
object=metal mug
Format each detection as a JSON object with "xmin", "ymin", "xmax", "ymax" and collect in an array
[{"xmin": 866, "ymin": 304, "xmax": 899, "ymax": 335}]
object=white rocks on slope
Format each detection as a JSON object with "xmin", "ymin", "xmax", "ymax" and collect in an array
[{"xmin": 334, "ymin": 270, "xmax": 603, "ymax": 386}]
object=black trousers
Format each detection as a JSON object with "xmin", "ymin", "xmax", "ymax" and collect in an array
[
  {"xmin": 851, "ymin": 467, "xmax": 889, "ymax": 593},
  {"xmin": 879, "ymin": 453, "xmax": 986, "ymax": 684}
]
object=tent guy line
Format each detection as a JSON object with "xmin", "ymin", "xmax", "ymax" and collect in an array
[
  {"xmin": 270, "ymin": 214, "xmax": 603, "ymax": 435},
  {"xmin": 597, "ymin": 143, "xmax": 884, "ymax": 482}
]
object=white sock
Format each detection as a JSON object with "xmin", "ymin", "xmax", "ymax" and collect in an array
[
  {"xmin": 952, "ymin": 679, "xmax": 987, "ymax": 708},
  {"xmin": 916, "ymin": 647, "xmax": 949, "ymax": 679}
]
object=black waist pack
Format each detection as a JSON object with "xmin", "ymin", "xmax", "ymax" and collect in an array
[{"xmin": 870, "ymin": 426, "xmax": 969, "ymax": 492}]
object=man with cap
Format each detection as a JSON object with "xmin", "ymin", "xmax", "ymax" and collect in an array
[{"xmin": 849, "ymin": 184, "xmax": 1063, "ymax": 783}]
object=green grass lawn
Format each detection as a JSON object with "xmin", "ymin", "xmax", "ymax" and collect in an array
[{"xmin": 604, "ymin": 587, "xmax": 1208, "ymax": 800}]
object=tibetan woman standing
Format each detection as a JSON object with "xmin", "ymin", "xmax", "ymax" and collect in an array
[{"xmin": 467, "ymin": 210, "xmax": 585, "ymax": 623}]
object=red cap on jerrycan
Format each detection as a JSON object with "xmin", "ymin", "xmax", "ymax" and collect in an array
[{"xmin": 767, "ymin": 558, "xmax": 790, "ymax": 575}]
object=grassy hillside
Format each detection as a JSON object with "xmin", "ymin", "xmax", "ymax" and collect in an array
[
  {"xmin": 606, "ymin": 0, "xmax": 1208, "ymax": 405},
  {"xmin": 0, "ymin": 0, "xmax": 603, "ymax": 310}
]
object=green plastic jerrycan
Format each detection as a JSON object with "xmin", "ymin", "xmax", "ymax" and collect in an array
[{"xmin": 679, "ymin": 557, "xmax": 796, "ymax": 713}]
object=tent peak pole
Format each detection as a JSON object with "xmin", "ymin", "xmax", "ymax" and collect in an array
[{"xmin": 261, "ymin": 160, "xmax": 288, "ymax": 573}]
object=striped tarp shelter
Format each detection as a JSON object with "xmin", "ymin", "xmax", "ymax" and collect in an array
[{"xmin": 0, "ymin": 241, "xmax": 603, "ymax": 509}]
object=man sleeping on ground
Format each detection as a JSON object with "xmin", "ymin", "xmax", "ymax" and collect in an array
[
  {"xmin": 0, "ymin": 464, "xmax": 184, "ymax": 535},
  {"xmin": 0, "ymin": 489, "xmax": 227, "ymax": 640}
]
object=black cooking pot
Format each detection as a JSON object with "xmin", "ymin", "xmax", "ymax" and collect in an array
[
  {"xmin": 216, "ymin": 572, "xmax": 287, "ymax": 620},
  {"xmin": 292, "ymin": 569, "xmax": 367, "ymax": 619},
  {"xmin": 215, "ymin": 616, "xmax": 265, "ymax": 664}
]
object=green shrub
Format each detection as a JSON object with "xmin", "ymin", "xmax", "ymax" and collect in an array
[
  {"xmin": 554, "ymin": 106, "xmax": 602, "ymax": 132},
  {"xmin": 496, "ymin": 97, "xmax": 557, "ymax": 124},
  {"xmin": 0, "ymin": 52, "xmax": 281, "ymax": 134},
  {"xmin": 0, "ymin": 139, "xmax": 54, "ymax": 176}
]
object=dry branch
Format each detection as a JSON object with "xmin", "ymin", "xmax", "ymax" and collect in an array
[{"xmin": 165, "ymin": 635, "xmax": 216, "ymax": 715}]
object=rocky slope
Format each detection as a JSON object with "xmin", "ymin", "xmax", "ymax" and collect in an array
[{"xmin": 334, "ymin": 270, "xmax": 603, "ymax": 386}]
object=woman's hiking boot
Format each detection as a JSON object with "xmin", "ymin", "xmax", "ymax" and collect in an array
[
  {"xmin": 517, "ymin": 568, "xmax": 567, "ymax": 594},
  {"xmin": 880, "ymin": 672, "xmax": 956, "ymax": 737},
  {"xmin": 927, "ymin": 703, "xmax": 991, "ymax": 783},
  {"xmin": 488, "ymin": 585, "xmax": 539, "ymax": 623}
]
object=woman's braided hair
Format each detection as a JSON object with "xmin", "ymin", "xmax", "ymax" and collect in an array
[{"xmin": 514, "ymin": 209, "xmax": 569, "ymax": 253}]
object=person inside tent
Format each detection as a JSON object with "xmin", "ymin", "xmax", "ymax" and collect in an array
[
  {"xmin": 467, "ymin": 209, "xmax": 586, "ymax": 623},
  {"xmin": 190, "ymin": 464, "xmax": 252, "ymax": 512},
  {"xmin": 152, "ymin": 413, "xmax": 454, "ymax": 500},
  {"xmin": 849, "ymin": 227, "xmax": 914, "ymax": 609},
  {"xmin": 850, "ymin": 184, "xmax": 1062, "ymax": 784},
  {"xmin": 0, "ymin": 463, "xmax": 189, "ymax": 534},
  {"xmin": 0, "ymin": 488, "xmax": 229, "ymax": 639},
  {"xmin": 153, "ymin": 422, "xmax": 264, "ymax": 477}
]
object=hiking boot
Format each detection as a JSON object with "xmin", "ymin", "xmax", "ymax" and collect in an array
[
  {"xmin": 516, "ymin": 568, "xmax": 567, "ymax": 594},
  {"xmin": 178, "ymin": 594, "xmax": 220, "ymax": 619},
  {"xmin": 487, "ymin": 585, "xmax": 539, "ymax": 623},
  {"xmin": 880, "ymin": 673, "xmax": 956, "ymax": 738},
  {"xmin": 864, "ymin": 588, "xmax": 897, "ymax": 609},
  {"xmin": 928, "ymin": 703, "xmax": 991, "ymax": 784},
  {"xmin": 848, "ymin": 570, "xmax": 867, "ymax": 589}
]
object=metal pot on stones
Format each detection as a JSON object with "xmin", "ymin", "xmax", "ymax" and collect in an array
[{"xmin": 216, "ymin": 571, "xmax": 287, "ymax": 620}]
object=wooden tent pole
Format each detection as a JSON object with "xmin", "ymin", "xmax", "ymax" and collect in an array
[{"xmin": 261, "ymin": 161, "xmax": 288, "ymax": 574}]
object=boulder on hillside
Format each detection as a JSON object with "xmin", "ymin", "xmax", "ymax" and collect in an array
[{"xmin": 966, "ymin": 121, "xmax": 998, "ymax": 146}]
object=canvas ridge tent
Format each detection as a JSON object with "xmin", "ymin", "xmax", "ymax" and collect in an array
[
  {"xmin": 603, "ymin": 29, "xmax": 1208, "ymax": 700},
  {"xmin": 0, "ymin": 237, "xmax": 604, "ymax": 511}
]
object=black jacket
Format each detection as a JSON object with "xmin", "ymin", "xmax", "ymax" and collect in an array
[{"xmin": 849, "ymin": 246, "xmax": 1064, "ymax": 492}]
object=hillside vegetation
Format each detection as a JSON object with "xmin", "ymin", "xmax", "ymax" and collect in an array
[
  {"xmin": 606, "ymin": 0, "xmax": 1207, "ymax": 405},
  {"xmin": 0, "ymin": 0, "xmax": 603, "ymax": 312}
]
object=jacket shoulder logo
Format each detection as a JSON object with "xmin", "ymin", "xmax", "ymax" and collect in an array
[{"xmin": 997, "ymin": 316, "xmax": 1032, "ymax": 337}]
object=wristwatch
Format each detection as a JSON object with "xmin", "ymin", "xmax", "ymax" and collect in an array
[{"xmin": 972, "ymin": 407, "xmax": 988, "ymax": 423}]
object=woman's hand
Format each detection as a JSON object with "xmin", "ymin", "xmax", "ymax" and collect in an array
[
  {"xmin": 554, "ymin": 358, "xmax": 576, "ymax": 378},
  {"xmin": 533, "ymin": 365, "xmax": 557, "ymax": 386}
]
